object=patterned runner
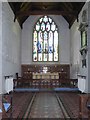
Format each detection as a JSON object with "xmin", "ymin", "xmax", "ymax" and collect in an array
[{"xmin": 27, "ymin": 92, "xmax": 68, "ymax": 118}]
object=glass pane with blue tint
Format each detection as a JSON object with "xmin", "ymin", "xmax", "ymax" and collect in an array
[
  {"xmin": 44, "ymin": 31, "xmax": 48, "ymax": 54},
  {"xmin": 54, "ymin": 31, "xmax": 58, "ymax": 61},
  {"xmin": 43, "ymin": 31, "xmax": 48, "ymax": 61},
  {"xmin": 38, "ymin": 31, "xmax": 43, "ymax": 61},
  {"xmin": 48, "ymin": 31, "xmax": 53, "ymax": 61},
  {"xmin": 33, "ymin": 31, "xmax": 37, "ymax": 61},
  {"xmin": 43, "ymin": 16, "xmax": 48, "ymax": 23},
  {"xmin": 44, "ymin": 31, "xmax": 48, "ymax": 40}
]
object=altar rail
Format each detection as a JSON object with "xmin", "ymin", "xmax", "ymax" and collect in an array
[{"xmin": 14, "ymin": 78, "xmax": 78, "ymax": 88}]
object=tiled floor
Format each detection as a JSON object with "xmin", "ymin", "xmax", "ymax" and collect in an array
[{"xmin": 28, "ymin": 92, "xmax": 66, "ymax": 118}]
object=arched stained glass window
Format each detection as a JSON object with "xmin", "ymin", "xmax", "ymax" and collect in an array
[{"xmin": 33, "ymin": 16, "xmax": 59, "ymax": 62}]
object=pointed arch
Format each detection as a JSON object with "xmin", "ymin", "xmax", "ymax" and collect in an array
[{"xmin": 33, "ymin": 16, "xmax": 59, "ymax": 62}]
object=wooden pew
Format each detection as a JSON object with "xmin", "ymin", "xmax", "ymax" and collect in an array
[
  {"xmin": 79, "ymin": 94, "xmax": 90, "ymax": 119},
  {"xmin": 2, "ymin": 94, "xmax": 12, "ymax": 119}
]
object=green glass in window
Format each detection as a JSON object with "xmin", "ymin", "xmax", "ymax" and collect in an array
[{"xmin": 81, "ymin": 31, "xmax": 87, "ymax": 47}]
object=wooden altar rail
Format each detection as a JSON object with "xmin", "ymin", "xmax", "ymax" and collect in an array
[{"xmin": 13, "ymin": 78, "xmax": 78, "ymax": 88}]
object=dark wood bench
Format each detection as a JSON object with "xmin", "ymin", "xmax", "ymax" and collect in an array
[
  {"xmin": 2, "ymin": 94, "xmax": 12, "ymax": 119},
  {"xmin": 79, "ymin": 94, "xmax": 90, "ymax": 119}
]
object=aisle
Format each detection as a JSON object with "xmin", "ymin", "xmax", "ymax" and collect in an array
[{"xmin": 27, "ymin": 92, "xmax": 68, "ymax": 118}]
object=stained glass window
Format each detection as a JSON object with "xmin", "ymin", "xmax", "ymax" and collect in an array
[
  {"xmin": 33, "ymin": 16, "xmax": 59, "ymax": 62},
  {"xmin": 81, "ymin": 30, "xmax": 87, "ymax": 48}
]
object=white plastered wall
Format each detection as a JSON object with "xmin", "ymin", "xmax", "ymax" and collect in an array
[
  {"xmin": 70, "ymin": 2, "xmax": 89, "ymax": 93},
  {"xmin": 0, "ymin": 2, "xmax": 2, "ymax": 94},
  {"xmin": 2, "ymin": 2, "xmax": 21, "ymax": 93},
  {"xmin": 21, "ymin": 15, "xmax": 70, "ymax": 65}
]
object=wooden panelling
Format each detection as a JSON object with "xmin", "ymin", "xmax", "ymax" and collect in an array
[
  {"xmin": 13, "ymin": 64, "xmax": 71, "ymax": 88},
  {"xmin": 21, "ymin": 64, "xmax": 70, "ymax": 79},
  {"xmin": 14, "ymin": 64, "xmax": 80, "ymax": 88}
]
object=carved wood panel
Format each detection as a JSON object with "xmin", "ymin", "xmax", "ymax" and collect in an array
[{"xmin": 21, "ymin": 64, "xmax": 70, "ymax": 79}]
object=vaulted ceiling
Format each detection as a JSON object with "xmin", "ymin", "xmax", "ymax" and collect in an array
[{"xmin": 9, "ymin": 2, "xmax": 85, "ymax": 29}]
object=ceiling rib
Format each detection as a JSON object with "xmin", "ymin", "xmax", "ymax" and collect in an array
[{"xmin": 15, "ymin": 10, "xmax": 77, "ymax": 17}]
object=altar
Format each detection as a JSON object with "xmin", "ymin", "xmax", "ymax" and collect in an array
[{"xmin": 33, "ymin": 72, "xmax": 59, "ymax": 80}]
